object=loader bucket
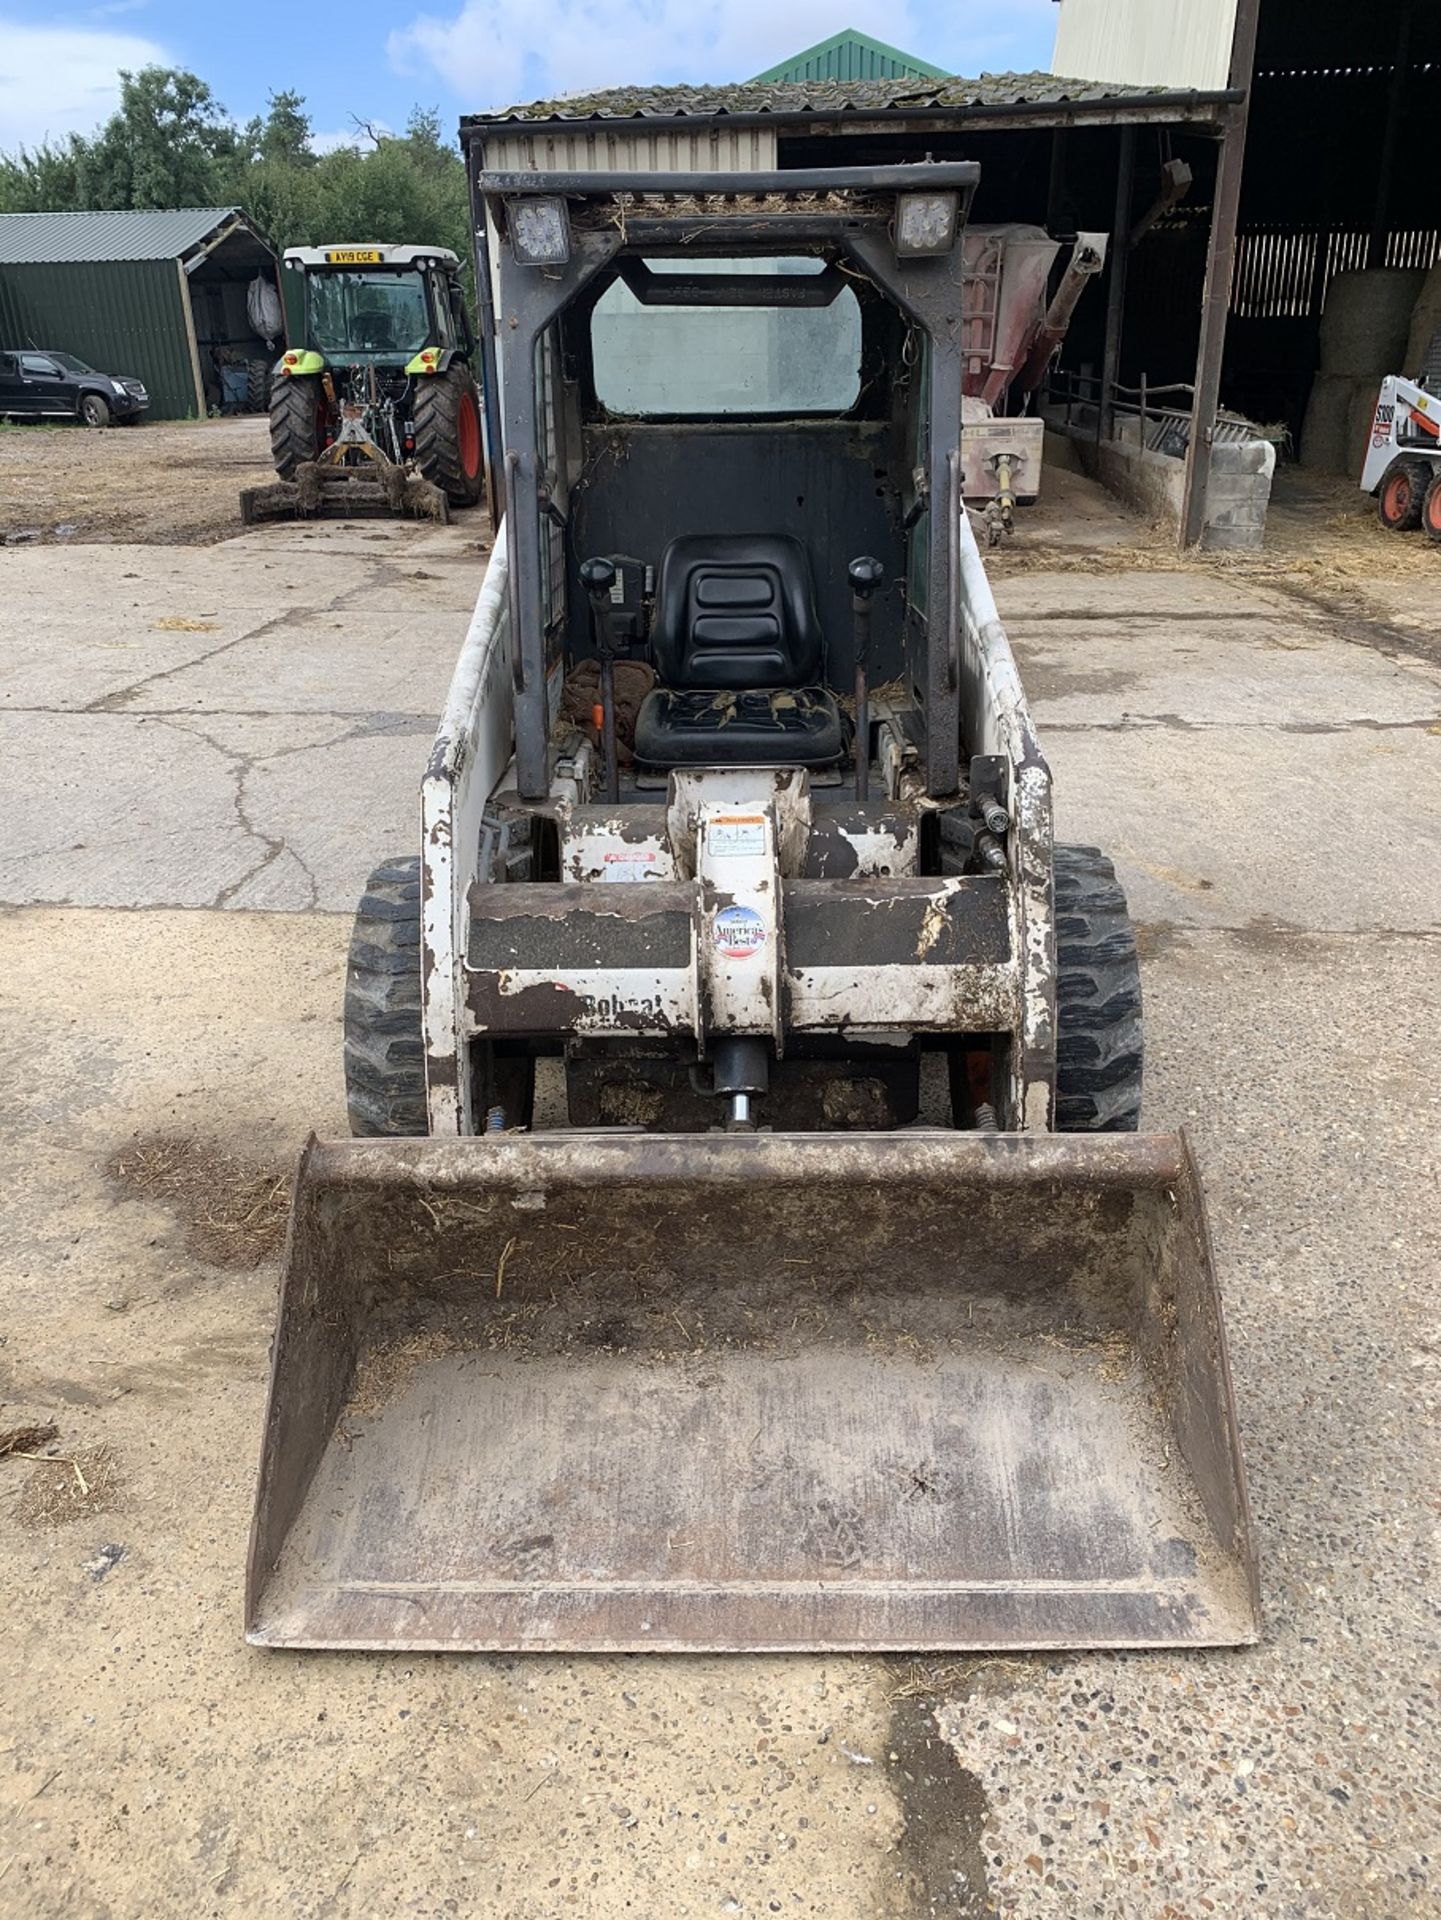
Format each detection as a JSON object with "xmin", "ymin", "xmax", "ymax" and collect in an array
[{"xmin": 246, "ymin": 1131, "xmax": 1259, "ymax": 1654}]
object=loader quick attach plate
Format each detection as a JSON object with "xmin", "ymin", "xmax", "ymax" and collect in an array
[
  {"xmin": 242, "ymin": 1128, "xmax": 1258, "ymax": 1658},
  {"xmin": 246, "ymin": 1131, "xmax": 1259, "ymax": 1654}
]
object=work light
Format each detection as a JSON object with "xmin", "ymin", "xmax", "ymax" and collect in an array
[
  {"xmin": 507, "ymin": 196, "xmax": 572, "ymax": 266},
  {"xmin": 894, "ymin": 190, "xmax": 960, "ymax": 257}
]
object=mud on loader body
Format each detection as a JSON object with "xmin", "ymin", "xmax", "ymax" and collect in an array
[
  {"xmin": 240, "ymin": 244, "xmax": 486, "ymax": 525},
  {"xmin": 248, "ymin": 162, "xmax": 1259, "ymax": 1655}
]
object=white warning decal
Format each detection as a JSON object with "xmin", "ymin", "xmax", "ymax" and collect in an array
[
  {"xmin": 600, "ymin": 848, "xmax": 659, "ymax": 883},
  {"xmin": 708, "ymin": 814, "xmax": 767, "ymax": 859}
]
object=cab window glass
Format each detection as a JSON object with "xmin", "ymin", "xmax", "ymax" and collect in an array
[
  {"xmin": 590, "ymin": 257, "xmax": 861, "ymax": 417},
  {"xmin": 307, "ymin": 273, "xmax": 430, "ymax": 355}
]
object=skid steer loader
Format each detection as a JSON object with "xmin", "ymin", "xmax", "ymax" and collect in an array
[
  {"xmin": 239, "ymin": 244, "xmax": 486, "ymax": 525},
  {"xmin": 1363, "ymin": 330, "xmax": 1441, "ymax": 540},
  {"xmin": 247, "ymin": 161, "xmax": 1259, "ymax": 1655}
]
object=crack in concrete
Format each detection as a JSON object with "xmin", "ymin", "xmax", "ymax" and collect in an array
[
  {"xmin": 0, "ymin": 706, "xmax": 435, "ymax": 735},
  {"xmin": 1135, "ymin": 920, "xmax": 1441, "ymax": 956},
  {"xmin": 144, "ymin": 715, "xmax": 321, "ymax": 911},
  {"xmin": 1041, "ymin": 713, "xmax": 1441, "ymax": 734},
  {"xmin": 1006, "ymin": 606, "xmax": 1304, "ymax": 626},
  {"xmin": 85, "ymin": 579, "xmax": 379, "ymax": 715}
]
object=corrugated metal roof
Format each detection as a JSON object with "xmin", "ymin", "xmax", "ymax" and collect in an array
[
  {"xmin": 753, "ymin": 31, "xmax": 949, "ymax": 85},
  {"xmin": 0, "ymin": 208, "xmax": 246, "ymax": 266},
  {"xmin": 468, "ymin": 70, "xmax": 1187, "ymax": 128}
]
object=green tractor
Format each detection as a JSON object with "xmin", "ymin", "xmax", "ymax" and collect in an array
[{"xmin": 241, "ymin": 243, "xmax": 486, "ymax": 524}]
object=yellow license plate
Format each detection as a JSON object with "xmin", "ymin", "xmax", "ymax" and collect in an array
[{"xmin": 325, "ymin": 248, "xmax": 382, "ymax": 265}]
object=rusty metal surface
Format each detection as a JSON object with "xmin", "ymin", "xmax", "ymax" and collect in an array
[
  {"xmin": 784, "ymin": 877, "xmax": 1009, "ymax": 968},
  {"xmin": 246, "ymin": 1130, "xmax": 1258, "ymax": 1655}
]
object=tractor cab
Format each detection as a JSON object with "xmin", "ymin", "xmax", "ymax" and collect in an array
[{"xmin": 282, "ymin": 244, "xmax": 473, "ymax": 369}]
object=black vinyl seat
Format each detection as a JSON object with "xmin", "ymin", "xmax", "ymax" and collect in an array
[{"xmin": 633, "ymin": 534, "xmax": 845, "ymax": 768}]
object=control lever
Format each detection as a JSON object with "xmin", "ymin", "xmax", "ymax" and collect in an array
[
  {"xmin": 848, "ymin": 556, "xmax": 884, "ymax": 803},
  {"xmin": 579, "ymin": 556, "xmax": 619, "ymax": 802}
]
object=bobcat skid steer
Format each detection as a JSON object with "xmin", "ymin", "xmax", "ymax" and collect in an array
[
  {"xmin": 247, "ymin": 160, "xmax": 1259, "ymax": 1655},
  {"xmin": 1363, "ymin": 330, "xmax": 1441, "ymax": 540}
]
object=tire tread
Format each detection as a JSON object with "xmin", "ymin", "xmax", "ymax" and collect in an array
[
  {"xmin": 344, "ymin": 855, "xmax": 428, "ymax": 1136},
  {"xmin": 1053, "ymin": 844, "xmax": 1144, "ymax": 1132}
]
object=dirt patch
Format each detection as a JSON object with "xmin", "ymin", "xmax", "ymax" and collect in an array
[
  {"xmin": 0, "ymin": 1420, "xmax": 60, "ymax": 1456},
  {"xmin": 106, "ymin": 1135, "xmax": 288, "ymax": 1267},
  {"xmin": 889, "ymin": 1693, "xmax": 995, "ymax": 1918},
  {"xmin": 1133, "ymin": 920, "xmax": 1182, "ymax": 963},
  {"xmin": 993, "ymin": 465, "xmax": 1441, "ymax": 659},
  {"xmin": 0, "ymin": 417, "xmax": 274, "ymax": 546},
  {"xmin": 13, "ymin": 1444, "xmax": 123, "ymax": 1528},
  {"xmin": 346, "ymin": 1330, "xmax": 466, "ymax": 1418}
]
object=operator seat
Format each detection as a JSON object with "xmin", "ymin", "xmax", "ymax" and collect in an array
[{"xmin": 633, "ymin": 534, "xmax": 845, "ymax": 768}]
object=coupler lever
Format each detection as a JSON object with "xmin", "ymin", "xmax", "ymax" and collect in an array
[
  {"xmin": 848, "ymin": 556, "xmax": 884, "ymax": 802},
  {"xmin": 580, "ymin": 556, "xmax": 621, "ymax": 802}
]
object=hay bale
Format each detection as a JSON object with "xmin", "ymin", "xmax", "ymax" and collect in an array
[
  {"xmin": 1300, "ymin": 373, "xmax": 1356, "ymax": 472},
  {"xmin": 1345, "ymin": 380, "xmax": 1384, "ymax": 482},
  {"xmin": 1404, "ymin": 261, "xmax": 1441, "ymax": 378},
  {"xmin": 1319, "ymin": 269, "xmax": 1425, "ymax": 376}
]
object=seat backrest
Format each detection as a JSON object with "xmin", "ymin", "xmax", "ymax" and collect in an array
[{"xmin": 650, "ymin": 534, "xmax": 823, "ymax": 689}]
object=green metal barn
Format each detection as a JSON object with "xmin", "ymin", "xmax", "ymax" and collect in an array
[
  {"xmin": 0, "ymin": 208, "xmax": 284, "ymax": 420},
  {"xmin": 753, "ymin": 29, "xmax": 949, "ymax": 84}
]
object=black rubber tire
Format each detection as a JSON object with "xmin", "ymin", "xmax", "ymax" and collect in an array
[
  {"xmin": 413, "ymin": 365, "xmax": 485, "ymax": 506},
  {"xmin": 344, "ymin": 855, "xmax": 536, "ymax": 1136},
  {"xmin": 345, "ymin": 856, "xmax": 429, "ymax": 1137},
  {"xmin": 1053, "ymin": 844, "xmax": 1143, "ymax": 1132},
  {"xmin": 1377, "ymin": 457, "xmax": 1430, "ymax": 532},
  {"xmin": 1424, "ymin": 472, "xmax": 1441, "ymax": 545},
  {"xmin": 269, "ymin": 373, "xmax": 325, "ymax": 480},
  {"xmin": 80, "ymin": 392, "xmax": 112, "ymax": 428},
  {"xmin": 246, "ymin": 359, "xmax": 271, "ymax": 413}
]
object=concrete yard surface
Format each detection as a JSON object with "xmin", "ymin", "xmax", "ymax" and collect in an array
[{"xmin": 1, "ymin": 487, "xmax": 1439, "ymax": 1917}]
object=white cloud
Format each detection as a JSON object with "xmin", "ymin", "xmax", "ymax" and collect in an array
[
  {"xmin": 309, "ymin": 122, "xmax": 392, "ymax": 156},
  {"xmin": 387, "ymin": 0, "xmax": 922, "ymax": 115},
  {"xmin": 0, "ymin": 18, "xmax": 172, "ymax": 152}
]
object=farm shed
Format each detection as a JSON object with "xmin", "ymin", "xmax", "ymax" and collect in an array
[
  {"xmin": 0, "ymin": 207, "xmax": 284, "ymax": 421},
  {"xmin": 1052, "ymin": 0, "xmax": 1441, "ymax": 489}
]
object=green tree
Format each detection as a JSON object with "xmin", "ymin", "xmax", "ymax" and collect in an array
[
  {"xmin": 235, "ymin": 91, "xmax": 317, "ymax": 173},
  {"xmin": 0, "ymin": 68, "xmax": 475, "ymax": 312},
  {"xmin": 0, "ymin": 138, "xmax": 84, "ymax": 214},
  {"xmin": 81, "ymin": 67, "xmax": 237, "ymax": 208}
]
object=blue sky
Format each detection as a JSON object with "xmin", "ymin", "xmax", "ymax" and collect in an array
[{"xmin": 0, "ymin": 2, "xmax": 1060, "ymax": 155}]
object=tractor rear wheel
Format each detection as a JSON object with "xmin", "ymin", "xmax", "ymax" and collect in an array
[
  {"xmin": 270, "ymin": 373, "xmax": 326, "ymax": 480},
  {"xmin": 413, "ymin": 366, "xmax": 485, "ymax": 507},
  {"xmin": 1424, "ymin": 472, "xmax": 1441, "ymax": 544},
  {"xmin": 1053, "ymin": 844, "xmax": 1143, "ymax": 1132},
  {"xmin": 1377, "ymin": 457, "xmax": 1430, "ymax": 532}
]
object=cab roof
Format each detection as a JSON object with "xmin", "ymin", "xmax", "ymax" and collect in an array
[{"xmin": 283, "ymin": 244, "xmax": 461, "ymax": 271}]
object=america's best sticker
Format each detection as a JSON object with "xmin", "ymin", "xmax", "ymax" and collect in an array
[{"xmin": 713, "ymin": 904, "xmax": 766, "ymax": 959}]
